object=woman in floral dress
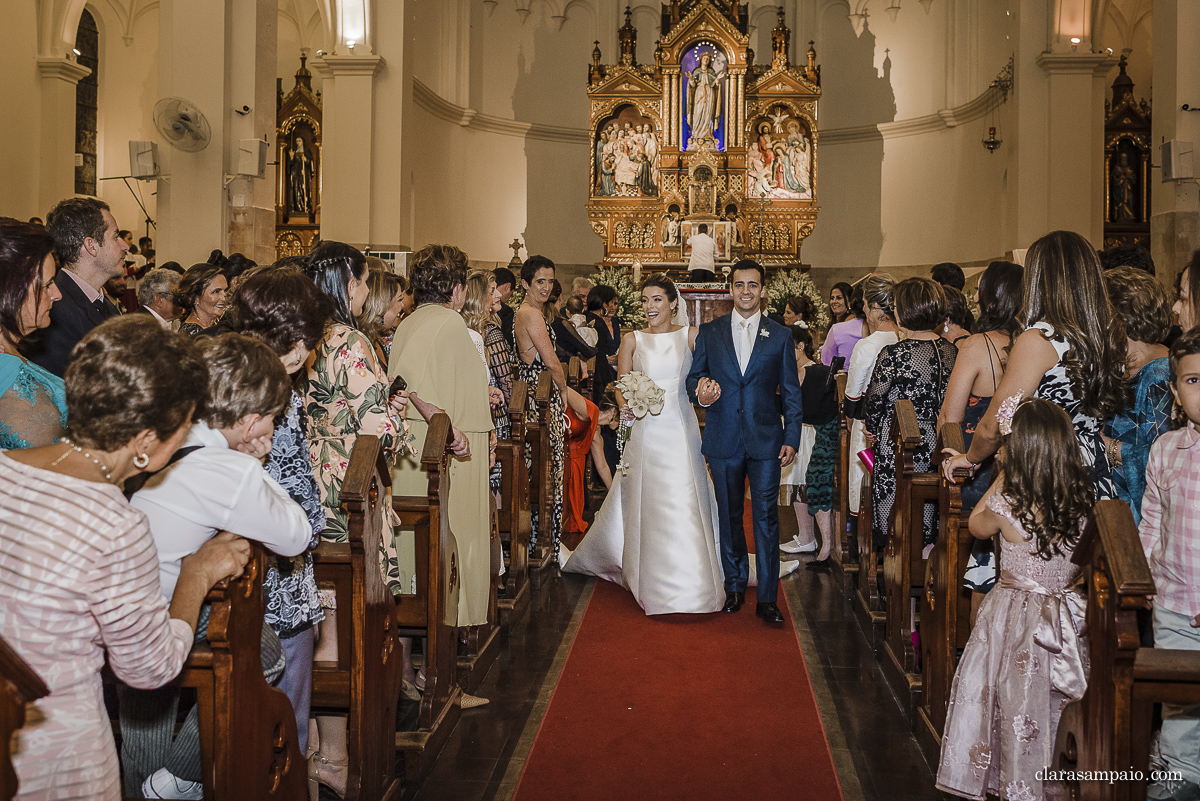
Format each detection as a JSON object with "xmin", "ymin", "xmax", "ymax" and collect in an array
[{"xmin": 513, "ymin": 255, "xmax": 567, "ymax": 558}]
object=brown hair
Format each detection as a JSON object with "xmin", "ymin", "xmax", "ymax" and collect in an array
[
  {"xmin": 942, "ymin": 286, "xmax": 975, "ymax": 332},
  {"xmin": 1000, "ymin": 397, "xmax": 1094, "ymax": 560},
  {"xmin": 64, "ymin": 316, "xmax": 208, "ymax": 450},
  {"xmin": 1021, "ymin": 230, "xmax": 1130, "ymax": 419},
  {"xmin": 0, "ymin": 218, "xmax": 56, "ymax": 341},
  {"xmin": 176, "ymin": 263, "xmax": 226, "ymax": 313},
  {"xmin": 46, "ymin": 197, "xmax": 110, "ymax": 266},
  {"xmin": 197, "ymin": 333, "xmax": 292, "ymax": 429},
  {"xmin": 410, "ymin": 244, "xmax": 469, "ymax": 306},
  {"xmin": 461, "ymin": 270, "xmax": 499, "ymax": 335},
  {"xmin": 1105, "ymin": 265, "xmax": 1173, "ymax": 346},
  {"xmin": 640, "ymin": 273, "xmax": 678, "ymax": 302},
  {"xmin": 226, "ymin": 269, "xmax": 330, "ymax": 355},
  {"xmin": 893, "ymin": 277, "xmax": 946, "ymax": 332},
  {"xmin": 1183, "ymin": 249, "xmax": 1200, "ymax": 333},
  {"xmin": 358, "ymin": 269, "xmax": 403, "ymax": 349}
]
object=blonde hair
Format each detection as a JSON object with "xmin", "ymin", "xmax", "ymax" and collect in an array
[
  {"xmin": 462, "ymin": 270, "xmax": 499, "ymax": 335},
  {"xmin": 358, "ymin": 269, "xmax": 402, "ymax": 352}
]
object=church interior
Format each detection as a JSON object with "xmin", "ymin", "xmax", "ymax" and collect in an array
[{"xmin": 2, "ymin": 0, "xmax": 1200, "ymax": 800}]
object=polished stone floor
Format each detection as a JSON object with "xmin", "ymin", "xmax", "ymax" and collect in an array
[{"xmin": 404, "ymin": 558, "xmax": 945, "ymax": 801}]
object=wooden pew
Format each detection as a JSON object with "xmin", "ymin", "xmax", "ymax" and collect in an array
[
  {"xmin": 178, "ymin": 545, "xmax": 306, "ymax": 800},
  {"xmin": 388, "ymin": 415, "xmax": 463, "ymax": 782},
  {"xmin": 881, "ymin": 399, "xmax": 936, "ymax": 724},
  {"xmin": 915, "ymin": 422, "xmax": 981, "ymax": 763},
  {"xmin": 852, "ymin": 467, "xmax": 885, "ymax": 647},
  {"xmin": 527, "ymin": 373, "xmax": 556, "ymax": 571},
  {"xmin": 496, "ymin": 379, "xmax": 532, "ymax": 624},
  {"xmin": 832, "ymin": 372, "xmax": 857, "ymax": 584},
  {"xmin": 0, "ymin": 636, "xmax": 48, "ymax": 801},
  {"xmin": 311, "ymin": 433, "xmax": 407, "ymax": 801},
  {"xmin": 566, "ymin": 357, "xmax": 581, "ymax": 391},
  {"xmin": 1052, "ymin": 500, "xmax": 1200, "ymax": 801}
]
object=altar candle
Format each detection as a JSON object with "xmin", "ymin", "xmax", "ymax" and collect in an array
[{"xmin": 632, "ymin": 258, "xmax": 642, "ymax": 285}]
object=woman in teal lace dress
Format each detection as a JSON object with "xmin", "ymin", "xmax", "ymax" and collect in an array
[{"xmin": 0, "ymin": 219, "xmax": 67, "ymax": 449}]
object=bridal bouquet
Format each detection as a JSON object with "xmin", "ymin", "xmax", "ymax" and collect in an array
[{"xmin": 613, "ymin": 371, "xmax": 664, "ymax": 474}]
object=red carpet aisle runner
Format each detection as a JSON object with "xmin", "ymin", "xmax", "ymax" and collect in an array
[{"xmin": 512, "ymin": 579, "xmax": 845, "ymax": 801}]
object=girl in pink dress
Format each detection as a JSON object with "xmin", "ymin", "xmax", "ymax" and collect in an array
[{"xmin": 937, "ymin": 396, "xmax": 1092, "ymax": 801}]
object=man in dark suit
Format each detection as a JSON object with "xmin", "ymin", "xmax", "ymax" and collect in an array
[
  {"xmin": 494, "ymin": 267, "xmax": 517, "ymax": 350},
  {"xmin": 21, "ymin": 198, "xmax": 128, "ymax": 376},
  {"xmin": 686, "ymin": 260, "xmax": 803, "ymax": 624}
]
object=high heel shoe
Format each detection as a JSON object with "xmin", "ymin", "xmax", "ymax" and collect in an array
[{"xmin": 307, "ymin": 752, "xmax": 348, "ymax": 801}]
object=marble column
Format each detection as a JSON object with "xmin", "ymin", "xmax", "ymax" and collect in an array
[
  {"xmin": 1152, "ymin": 0, "xmax": 1200, "ymax": 287},
  {"xmin": 36, "ymin": 57, "xmax": 91, "ymax": 212}
]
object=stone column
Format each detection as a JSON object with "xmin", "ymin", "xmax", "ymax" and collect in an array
[
  {"xmin": 312, "ymin": 55, "xmax": 384, "ymax": 248},
  {"xmin": 1151, "ymin": 0, "xmax": 1200, "ymax": 287},
  {"xmin": 157, "ymin": 0, "xmax": 276, "ymax": 266},
  {"xmin": 36, "ymin": 57, "xmax": 91, "ymax": 211}
]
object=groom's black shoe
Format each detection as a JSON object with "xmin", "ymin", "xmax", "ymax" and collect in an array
[
  {"xmin": 722, "ymin": 591, "xmax": 744, "ymax": 613},
  {"xmin": 756, "ymin": 602, "xmax": 785, "ymax": 623}
]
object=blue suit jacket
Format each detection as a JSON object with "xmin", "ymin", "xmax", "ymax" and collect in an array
[{"xmin": 686, "ymin": 313, "xmax": 803, "ymax": 460}]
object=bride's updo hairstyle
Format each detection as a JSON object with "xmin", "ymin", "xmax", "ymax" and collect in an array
[{"xmin": 640, "ymin": 273, "xmax": 678, "ymax": 303}]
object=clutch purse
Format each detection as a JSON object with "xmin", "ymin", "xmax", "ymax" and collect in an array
[{"xmin": 858, "ymin": 448, "xmax": 875, "ymax": 473}]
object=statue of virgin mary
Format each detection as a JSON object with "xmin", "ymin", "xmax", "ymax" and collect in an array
[{"xmin": 687, "ymin": 51, "xmax": 723, "ymax": 149}]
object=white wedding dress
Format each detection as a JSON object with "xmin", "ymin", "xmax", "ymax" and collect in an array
[{"xmin": 561, "ymin": 327, "xmax": 725, "ymax": 615}]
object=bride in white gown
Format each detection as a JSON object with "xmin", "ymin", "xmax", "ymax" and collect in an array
[{"xmin": 560, "ymin": 276, "xmax": 726, "ymax": 615}]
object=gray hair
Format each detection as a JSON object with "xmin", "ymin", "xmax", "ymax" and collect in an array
[
  {"xmin": 137, "ymin": 267, "xmax": 181, "ymax": 307},
  {"xmin": 862, "ymin": 272, "xmax": 897, "ymax": 319}
]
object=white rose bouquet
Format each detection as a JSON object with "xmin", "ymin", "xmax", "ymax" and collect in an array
[{"xmin": 613, "ymin": 370, "xmax": 665, "ymax": 474}]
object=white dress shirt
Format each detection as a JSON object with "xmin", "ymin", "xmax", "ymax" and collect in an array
[
  {"xmin": 688, "ymin": 232, "xmax": 718, "ymax": 272},
  {"xmin": 145, "ymin": 306, "xmax": 172, "ymax": 329},
  {"xmin": 129, "ymin": 420, "xmax": 311, "ymax": 598},
  {"xmin": 732, "ymin": 309, "xmax": 762, "ymax": 374}
]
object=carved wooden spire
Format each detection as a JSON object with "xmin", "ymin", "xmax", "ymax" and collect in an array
[
  {"xmin": 771, "ymin": 7, "xmax": 790, "ymax": 70},
  {"xmin": 590, "ymin": 41, "xmax": 605, "ymax": 84},
  {"xmin": 1110, "ymin": 53, "xmax": 1135, "ymax": 108},
  {"xmin": 805, "ymin": 41, "xmax": 820, "ymax": 85},
  {"xmin": 618, "ymin": 6, "xmax": 637, "ymax": 66}
]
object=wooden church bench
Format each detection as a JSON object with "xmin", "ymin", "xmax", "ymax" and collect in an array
[
  {"xmin": 852, "ymin": 466, "xmax": 885, "ymax": 649},
  {"xmin": 496, "ymin": 379, "xmax": 532, "ymax": 625},
  {"xmin": 387, "ymin": 414, "xmax": 462, "ymax": 782},
  {"xmin": 832, "ymin": 372, "xmax": 857, "ymax": 585},
  {"xmin": 527, "ymin": 373, "xmax": 556, "ymax": 571},
  {"xmin": 0, "ymin": 635, "xmax": 48, "ymax": 801},
  {"xmin": 881, "ymin": 400, "xmax": 936, "ymax": 725},
  {"xmin": 1052, "ymin": 500, "xmax": 1200, "ymax": 801},
  {"xmin": 311, "ymin": 433, "xmax": 406, "ymax": 801},
  {"xmin": 915, "ymin": 422, "xmax": 992, "ymax": 762}
]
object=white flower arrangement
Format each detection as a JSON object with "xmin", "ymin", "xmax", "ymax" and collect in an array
[
  {"xmin": 765, "ymin": 268, "xmax": 832, "ymax": 330},
  {"xmin": 613, "ymin": 370, "xmax": 665, "ymax": 474},
  {"xmin": 589, "ymin": 266, "xmax": 647, "ymax": 329}
]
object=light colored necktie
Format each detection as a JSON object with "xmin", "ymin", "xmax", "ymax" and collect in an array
[{"xmin": 738, "ymin": 320, "xmax": 752, "ymax": 374}]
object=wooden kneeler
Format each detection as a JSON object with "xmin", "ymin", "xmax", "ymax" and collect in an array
[
  {"xmin": 0, "ymin": 636, "xmax": 48, "ymax": 801},
  {"xmin": 881, "ymin": 400, "xmax": 936, "ymax": 725},
  {"xmin": 179, "ymin": 544, "xmax": 307, "ymax": 801},
  {"xmin": 312, "ymin": 435, "xmax": 405, "ymax": 801},
  {"xmin": 496, "ymin": 380, "xmax": 532, "ymax": 624},
  {"xmin": 389, "ymin": 415, "xmax": 462, "ymax": 782},
  {"xmin": 853, "ymin": 466, "xmax": 885, "ymax": 648}
]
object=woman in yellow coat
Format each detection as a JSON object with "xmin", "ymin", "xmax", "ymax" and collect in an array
[{"xmin": 390, "ymin": 244, "xmax": 494, "ymax": 629}]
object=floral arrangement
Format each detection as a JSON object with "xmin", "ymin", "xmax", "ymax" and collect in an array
[
  {"xmin": 613, "ymin": 370, "xmax": 665, "ymax": 472},
  {"xmin": 765, "ymin": 268, "xmax": 831, "ymax": 330},
  {"xmin": 590, "ymin": 265, "xmax": 647, "ymax": 329}
]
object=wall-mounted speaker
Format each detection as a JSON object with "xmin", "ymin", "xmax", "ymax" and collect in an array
[
  {"xmin": 237, "ymin": 139, "xmax": 269, "ymax": 178},
  {"xmin": 128, "ymin": 141, "xmax": 158, "ymax": 179},
  {"xmin": 1161, "ymin": 140, "xmax": 1194, "ymax": 181}
]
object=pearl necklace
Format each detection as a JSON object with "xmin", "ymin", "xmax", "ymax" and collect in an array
[{"xmin": 58, "ymin": 437, "xmax": 114, "ymax": 482}]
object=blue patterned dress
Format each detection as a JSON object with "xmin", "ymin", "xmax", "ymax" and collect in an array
[
  {"xmin": 1105, "ymin": 357, "xmax": 1175, "ymax": 525},
  {"xmin": 0, "ymin": 354, "xmax": 67, "ymax": 450},
  {"xmin": 262, "ymin": 392, "xmax": 326, "ymax": 638}
]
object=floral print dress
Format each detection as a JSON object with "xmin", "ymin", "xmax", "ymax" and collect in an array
[
  {"xmin": 301, "ymin": 323, "xmax": 413, "ymax": 594},
  {"xmin": 516, "ymin": 319, "xmax": 565, "ymax": 557},
  {"xmin": 937, "ymin": 492, "xmax": 1088, "ymax": 801}
]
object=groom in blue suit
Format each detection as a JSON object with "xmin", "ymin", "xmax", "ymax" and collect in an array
[{"xmin": 686, "ymin": 261, "xmax": 803, "ymax": 624}]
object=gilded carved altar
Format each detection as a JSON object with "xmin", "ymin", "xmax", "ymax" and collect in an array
[
  {"xmin": 275, "ymin": 55, "xmax": 322, "ymax": 259},
  {"xmin": 1102, "ymin": 55, "xmax": 1151, "ymax": 251},
  {"xmin": 586, "ymin": 1, "xmax": 821, "ymax": 266}
]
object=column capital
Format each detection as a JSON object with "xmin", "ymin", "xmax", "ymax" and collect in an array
[
  {"xmin": 36, "ymin": 57, "xmax": 92, "ymax": 84},
  {"xmin": 312, "ymin": 54, "xmax": 385, "ymax": 78},
  {"xmin": 1035, "ymin": 51, "xmax": 1117, "ymax": 77}
]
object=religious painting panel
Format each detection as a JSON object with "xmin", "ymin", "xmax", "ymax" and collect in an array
[
  {"xmin": 682, "ymin": 42, "xmax": 729, "ymax": 152},
  {"xmin": 747, "ymin": 106, "xmax": 813, "ymax": 200},
  {"xmin": 660, "ymin": 204, "xmax": 684, "ymax": 247},
  {"xmin": 595, "ymin": 105, "xmax": 660, "ymax": 198},
  {"xmin": 680, "ymin": 221, "xmax": 732, "ymax": 260},
  {"xmin": 282, "ymin": 120, "xmax": 319, "ymax": 221}
]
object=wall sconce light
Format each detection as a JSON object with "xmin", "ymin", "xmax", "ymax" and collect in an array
[
  {"xmin": 1070, "ymin": 37, "xmax": 1080, "ymax": 52},
  {"xmin": 72, "ymin": 48, "xmax": 81, "ymax": 56},
  {"xmin": 982, "ymin": 56, "xmax": 1013, "ymax": 153},
  {"xmin": 346, "ymin": 40, "xmax": 356, "ymax": 51},
  {"xmin": 982, "ymin": 127, "xmax": 1002, "ymax": 153}
]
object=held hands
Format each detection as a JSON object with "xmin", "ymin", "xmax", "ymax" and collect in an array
[
  {"xmin": 450, "ymin": 426, "xmax": 471, "ymax": 458},
  {"xmin": 696, "ymin": 377, "xmax": 721, "ymax": 406},
  {"xmin": 940, "ymin": 449, "xmax": 977, "ymax": 484},
  {"xmin": 779, "ymin": 445, "xmax": 796, "ymax": 468},
  {"xmin": 183, "ymin": 531, "xmax": 252, "ymax": 590}
]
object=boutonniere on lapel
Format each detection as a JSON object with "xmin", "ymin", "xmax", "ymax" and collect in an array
[{"xmin": 758, "ymin": 328, "xmax": 770, "ymax": 339}]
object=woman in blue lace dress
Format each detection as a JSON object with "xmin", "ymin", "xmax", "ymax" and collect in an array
[
  {"xmin": 0, "ymin": 219, "xmax": 67, "ymax": 450},
  {"xmin": 225, "ymin": 267, "xmax": 332, "ymax": 755},
  {"xmin": 1101, "ymin": 266, "xmax": 1176, "ymax": 525}
]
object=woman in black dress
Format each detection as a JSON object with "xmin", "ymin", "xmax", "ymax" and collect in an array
[
  {"xmin": 586, "ymin": 285, "xmax": 621, "ymax": 405},
  {"xmin": 864, "ymin": 278, "xmax": 957, "ymax": 549}
]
